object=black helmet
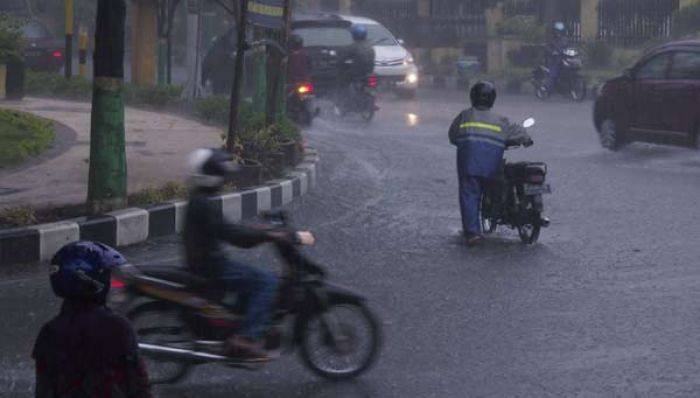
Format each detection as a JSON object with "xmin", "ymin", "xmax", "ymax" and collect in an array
[
  {"xmin": 470, "ymin": 81, "xmax": 497, "ymax": 109},
  {"xmin": 289, "ymin": 34, "xmax": 303, "ymax": 50},
  {"xmin": 187, "ymin": 148, "xmax": 239, "ymax": 191}
]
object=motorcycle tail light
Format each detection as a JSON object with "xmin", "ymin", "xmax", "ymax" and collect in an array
[
  {"xmin": 52, "ymin": 50, "xmax": 63, "ymax": 59},
  {"xmin": 297, "ymin": 83, "xmax": 313, "ymax": 95},
  {"xmin": 527, "ymin": 174, "xmax": 545, "ymax": 184},
  {"xmin": 368, "ymin": 75, "xmax": 378, "ymax": 88},
  {"xmin": 110, "ymin": 277, "xmax": 126, "ymax": 289}
]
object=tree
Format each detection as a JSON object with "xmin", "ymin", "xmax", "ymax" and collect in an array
[
  {"xmin": 157, "ymin": 0, "xmax": 181, "ymax": 84},
  {"xmin": 87, "ymin": 0, "xmax": 127, "ymax": 214}
]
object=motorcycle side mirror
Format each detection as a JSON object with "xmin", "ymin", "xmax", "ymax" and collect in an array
[{"xmin": 523, "ymin": 118, "xmax": 536, "ymax": 128}]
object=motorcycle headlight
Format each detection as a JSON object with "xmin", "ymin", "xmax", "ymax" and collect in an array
[{"xmin": 564, "ymin": 49, "xmax": 577, "ymax": 57}]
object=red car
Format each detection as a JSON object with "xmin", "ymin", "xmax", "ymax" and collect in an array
[
  {"xmin": 594, "ymin": 40, "xmax": 700, "ymax": 150},
  {"xmin": 22, "ymin": 20, "xmax": 64, "ymax": 72}
]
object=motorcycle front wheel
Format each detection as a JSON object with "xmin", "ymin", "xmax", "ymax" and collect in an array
[
  {"xmin": 570, "ymin": 78, "xmax": 587, "ymax": 102},
  {"xmin": 535, "ymin": 84, "xmax": 550, "ymax": 100},
  {"xmin": 517, "ymin": 196, "xmax": 542, "ymax": 244},
  {"xmin": 128, "ymin": 301, "xmax": 192, "ymax": 385},
  {"xmin": 300, "ymin": 299, "xmax": 381, "ymax": 380}
]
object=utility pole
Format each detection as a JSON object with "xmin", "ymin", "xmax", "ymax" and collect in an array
[
  {"xmin": 226, "ymin": 0, "xmax": 249, "ymax": 152},
  {"xmin": 87, "ymin": 0, "xmax": 127, "ymax": 214},
  {"xmin": 65, "ymin": 0, "xmax": 74, "ymax": 78}
]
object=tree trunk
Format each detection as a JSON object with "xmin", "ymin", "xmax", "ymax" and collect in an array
[
  {"xmin": 226, "ymin": 0, "xmax": 249, "ymax": 153},
  {"xmin": 88, "ymin": 0, "xmax": 127, "ymax": 214}
]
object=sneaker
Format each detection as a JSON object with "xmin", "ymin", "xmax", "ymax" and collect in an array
[{"xmin": 223, "ymin": 335, "xmax": 270, "ymax": 362}]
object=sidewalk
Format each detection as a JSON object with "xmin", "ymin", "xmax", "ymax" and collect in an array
[{"xmin": 0, "ymin": 97, "xmax": 222, "ymax": 208}]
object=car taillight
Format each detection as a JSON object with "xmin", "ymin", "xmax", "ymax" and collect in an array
[
  {"xmin": 368, "ymin": 75, "xmax": 378, "ymax": 88},
  {"xmin": 52, "ymin": 50, "xmax": 63, "ymax": 59},
  {"xmin": 297, "ymin": 83, "xmax": 313, "ymax": 95}
]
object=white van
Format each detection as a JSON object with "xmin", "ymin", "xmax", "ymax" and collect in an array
[{"xmin": 336, "ymin": 15, "xmax": 419, "ymax": 98}]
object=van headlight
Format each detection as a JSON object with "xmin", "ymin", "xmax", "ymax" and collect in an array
[{"xmin": 404, "ymin": 54, "xmax": 414, "ymax": 66}]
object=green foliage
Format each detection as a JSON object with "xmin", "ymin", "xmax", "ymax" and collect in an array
[
  {"xmin": 0, "ymin": 205, "xmax": 37, "ymax": 228},
  {"xmin": 496, "ymin": 15, "xmax": 546, "ymax": 42},
  {"xmin": 0, "ymin": 109, "xmax": 55, "ymax": 167},
  {"xmin": 193, "ymin": 95, "xmax": 231, "ymax": 125},
  {"xmin": 124, "ymin": 84, "xmax": 184, "ymax": 107},
  {"xmin": 128, "ymin": 181, "xmax": 187, "ymax": 207},
  {"xmin": 672, "ymin": 4, "xmax": 700, "ymax": 38},
  {"xmin": 584, "ymin": 41, "xmax": 614, "ymax": 69},
  {"xmin": 25, "ymin": 72, "xmax": 92, "ymax": 100},
  {"xmin": 0, "ymin": 13, "xmax": 25, "ymax": 63}
]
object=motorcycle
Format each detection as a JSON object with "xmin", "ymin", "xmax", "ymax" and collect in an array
[
  {"xmin": 532, "ymin": 47, "xmax": 587, "ymax": 102},
  {"xmin": 334, "ymin": 74, "xmax": 378, "ymax": 123},
  {"xmin": 479, "ymin": 118, "xmax": 551, "ymax": 244},
  {"xmin": 287, "ymin": 82, "xmax": 319, "ymax": 127},
  {"xmin": 108, "ymin": 211, "xmax": 381, "ymax": 385}
]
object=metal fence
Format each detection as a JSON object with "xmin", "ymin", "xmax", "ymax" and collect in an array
[
  {"xmin": 352, "ymin": 0, "xmax": 490, "ymax": 47},
  {"xmin": 598, "ymin": 0, "xmax": 679, "ymax": 46}
]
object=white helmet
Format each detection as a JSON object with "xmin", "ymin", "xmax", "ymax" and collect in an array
[{"xmin": 187, "ymin": 148, "xmax": 238, "ymax": 189}]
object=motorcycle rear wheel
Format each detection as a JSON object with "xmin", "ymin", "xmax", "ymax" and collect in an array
[
  {"xmin": 517, "ymin": 196, "xmax": 541, "ymax": 244},
  {"xmin": 128, "ymin": 301, "xmax": 192, "ymax": 385},
  {"xmin": 300, "ymin": 299, "xmax": 381, "ymax": 380},
  {"xmin": 535, "ymin": 85, "xmax": 550, "ymax": 100}
]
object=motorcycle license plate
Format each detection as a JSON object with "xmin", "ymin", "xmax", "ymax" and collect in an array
[{"xmin": 524, "ymin": 183, "xmax": 551, "ymax": 195}]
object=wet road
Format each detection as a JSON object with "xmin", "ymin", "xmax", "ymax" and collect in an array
[{"xmin": 3, "ymin": 91, "xmax": 700, "ymax": 397}]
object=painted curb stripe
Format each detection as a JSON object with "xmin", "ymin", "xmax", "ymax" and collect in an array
[
  {"xmin": 173, "ymin": 201, "xmax": 187, "ymax": 233},
  {"xmin": 31, "ymin": 221, "xmax": 80, "ymax": 262},
  {"xmin": 147, "ymin": 204, "xmax": 177, "ymax": 238},
  {"xmin": 221, "ymin": 192, "xmax": 242, "ymax": 222},
  {"xmin": 0, "ymin": 228, "xmax": 40, "ymax": 265},
  {"xmin": 271, "ymin": 185, "xmax": 282, "ymax": 208},
  {"xmin": 257, "ymin": 187, "xmax": 272, "ymax": 213},
  {"xmin": 241, "ymin": 191, "xmax": 258, "ymax": 219},
  {"xmin": 78, "ymin": 216, "xmax": 117, "ymax": 247}
]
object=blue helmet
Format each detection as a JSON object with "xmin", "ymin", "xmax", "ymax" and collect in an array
[
  {"xmin": 50, "ymin": 241, "xmax": 127, "ymax": 303},
  {"xmin": 351, "ymin": 24, "xmax": 368, "ymax": 41}
]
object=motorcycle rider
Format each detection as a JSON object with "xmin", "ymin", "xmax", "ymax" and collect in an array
[
  {"xmin": 184, "ymin": 148, "xmax": 314, "ymax": 361},
  {"xmin": 448, "ymin": 81, "xmax": 533, "ymax": 245},
  {"xmin": 287, "ymin": 34, "xmax": 312, "ymax": 87},
  {"xmin": 33, "ymin": 241, "xmax": 151, "ymax": 397},
  {"xmin": 543, "ymin": 21, "xmax": 569, "ymax": 91},
  {"xmin": 337, "ymin": 24, "xmax": 376, "ymax": 109}
]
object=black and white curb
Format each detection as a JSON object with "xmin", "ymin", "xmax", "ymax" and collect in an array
[{"xmin": 0, "ymin": 151, "xmax": 318, "ymax": 266}]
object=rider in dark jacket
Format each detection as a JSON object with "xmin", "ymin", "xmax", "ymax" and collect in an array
[
  {"xmin": 340, "ymin": 24, "xmax": 375, "ymax": 80},
  {"xmin": 33, "ymin": 241, "xmax": 151, "ymax": 398},
  {"xmin": 544, "ymin": 22, "xmax": 569, "ymax": 90},
  {"xmin": 287, "ymin": 34, "xmax": 312, "ymax": 86},
  {"xmin": 184, "ymin": 148, "xmax": 314, "ymax": 361},
  {"xmin": 448, "ymin": 82, "xmax": 532, "ymax": 245}
]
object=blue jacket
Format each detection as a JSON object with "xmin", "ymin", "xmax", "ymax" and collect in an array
[{"xmin": 449, "ymin": 107, "xmax": 531, "ymax": 178}]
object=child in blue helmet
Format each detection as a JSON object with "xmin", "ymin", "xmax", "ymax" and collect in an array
[{"xmin": 32, "ymin": 241, "xmax": 151, "ymax": 398}]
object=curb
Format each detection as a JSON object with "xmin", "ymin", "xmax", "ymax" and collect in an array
[{"xmin": 0, "ymin": 150, "xmax": 319, "ymax": 266}]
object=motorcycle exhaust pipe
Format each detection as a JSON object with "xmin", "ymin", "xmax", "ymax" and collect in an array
[{"xmin": 139, "ymin": 343, "xmax": 231, "ymax": 363}]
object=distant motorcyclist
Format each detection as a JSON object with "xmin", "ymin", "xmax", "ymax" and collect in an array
[
  {"xmin": 33, "ymin": 241, "xmax": 151, "ymax": 397},
  {"xmin": 287, "ymin": 34, "xmax": 312, "ymax": 86},
  {"xmin": 448, "ymin": 82, "xmax": 533, "ymax": 245},
  {"xmin": 543, "ymin": 22, "xmax": 569, "ymax": 91},
  {"xmin": 184, "ymin": 148, "xmax": 314, "ymax": 361}
]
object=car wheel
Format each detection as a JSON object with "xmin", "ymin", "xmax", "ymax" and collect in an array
[{"xmin": 599, "ymin": 118, "xmax": 625, "ymax": 151}]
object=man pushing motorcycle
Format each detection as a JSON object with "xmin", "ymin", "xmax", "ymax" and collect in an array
[
  {"xmin": 449, "ymin": 81, "xmax": 533, "ymax": 246},
  {"xmin": 184, "ymin": 148, "xmax": 315, "ymax": 361}
]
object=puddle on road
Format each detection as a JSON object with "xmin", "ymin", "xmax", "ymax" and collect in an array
[{"xmin": 406, "ymin": 113, "xmax": 420, "ymax": 126}]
